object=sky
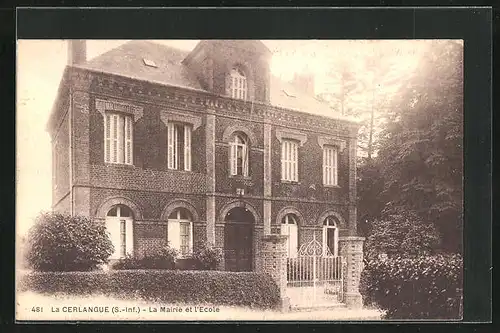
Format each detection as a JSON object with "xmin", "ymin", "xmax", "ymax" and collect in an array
[{"xmin": 16, "ymin": 39, "xmax": 431, "ymax": 236}]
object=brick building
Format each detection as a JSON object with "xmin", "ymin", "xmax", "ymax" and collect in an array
[{"xmin": 47, "ymin": 40, "xmax": 362, "ymax": 278}]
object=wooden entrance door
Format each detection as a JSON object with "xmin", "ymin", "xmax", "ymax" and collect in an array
[{"xmin": 224, "ymin": 207, "xmax": 254, "ymax": 272}]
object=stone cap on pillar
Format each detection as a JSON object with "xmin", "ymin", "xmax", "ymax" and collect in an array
[{"xmin": 339, "ymin": 236, "xmax": 365, "ymax": 241}]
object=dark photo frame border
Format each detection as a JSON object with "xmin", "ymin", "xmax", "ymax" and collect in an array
[{"xmin": 7, "ymin": 6, "xmax": 492, "ymax": 327}]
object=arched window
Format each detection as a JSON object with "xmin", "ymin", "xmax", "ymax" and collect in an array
[
  {"xmin": 229, "ymin": 133, "xmax": 249, "ymax": 177},
  {"xmin": 106, "ymin": 204, "xmax": 134, "ymax": 259},
  {"xmin": 281, "ymin": 214, "xmax": 298, "ymax": 258},
  {"xmin": 167, "ymin": 208, "xmax": 193, "ymax": 257},
  {"xmin": 322, "ymin": 216, "xmax": 339, "ymax": 257},
  {"xmin": 230, "ymin": 67, "xmax": 248, "ymax": 100}
]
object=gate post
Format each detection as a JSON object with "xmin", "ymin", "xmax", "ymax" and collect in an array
[
  {"xmin": 258, "ymin": 234, "xmax": 290, "ymax": 312},
  {"xmin": 339, "ymin": 236, "xmax": 365, "ymax": 309}
]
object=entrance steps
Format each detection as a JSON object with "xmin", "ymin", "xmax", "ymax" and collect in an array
[{"xmin": 290, "ymin": 302, "xmax": 346, "ymax": 312}]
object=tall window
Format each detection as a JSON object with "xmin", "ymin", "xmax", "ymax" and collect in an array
[
  {"xmin": 230, "ymin": 67, "xmax": 247, "ymax": 100},
  {"xmin": 167, "ymin": 208, "xmax": 193, "ymax": 257},
  {"xmin": 281, "ymin": 139, "xmax": 299, "ymax": 182},
  {"xmin": 104, "ymin": 113, "xmax": 133, "ymax": 164},
  {"xmin": 323, "ymin": 145, "xmax": 338, "ymax": 186},
  {"xmin": 106, "ymin": 204, "xmax": 134, "ymax": 259},
  {"xmin": 167, "ymin": 123, "xmax": 192, "ymax": 171},
  {"xmin": 281, "ymin": 214, "xmax": 298, "ymax": 258},
  {"xmin": 230, "ymin": 133, "xmax": 249, "ymax": 176},
  {"xmin": 322, "ymin": 216, "xmax": 339, "ymax": 257}
]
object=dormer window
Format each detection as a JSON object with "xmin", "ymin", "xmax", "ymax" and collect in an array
[
  {"xmin": 143, "ymin": 58, "xmax": 158, "ymax": 68},
  {"xmin": 230, "ymin": 67, "xmax": 248, "ymax": 100}
]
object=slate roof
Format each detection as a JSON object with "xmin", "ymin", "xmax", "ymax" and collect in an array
[{"xmin": 76, "ymin": 40, "xmax": 350, "ymax": 121}]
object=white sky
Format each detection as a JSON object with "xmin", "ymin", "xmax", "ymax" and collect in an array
[{"xmin": 16, "ymin": 39, "xmax": 431, "ymax": 236}]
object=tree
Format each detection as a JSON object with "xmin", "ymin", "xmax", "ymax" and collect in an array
[
  {"xmin": 25, "ymin": 212, "xmax": 114, "ymax": 271},
  {"xmin": 364, "ymin": 210, "xmax": 441, "ymax": 260},
  {"xmin": 376, "ymin": 40, "xmax": 463, "ymax": 253}
]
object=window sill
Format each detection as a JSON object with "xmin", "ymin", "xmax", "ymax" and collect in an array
[
  {"xmin": 323, "ymin": 184, "xmax": 341, "ymax": 189},
  {"xmin": 281, "ymin": 180, "xmax": 301, "ymax": 185},
  {"xmin": 104, "ymin": 163, "xmax": 135, "ymax": 169},
  {"xmin": 166, "ymin": 168, "xmax": 193, "ymax": 173},
  {"xmin": 229, "ymin": 175, "xmax": 252, "ymax": 181}
]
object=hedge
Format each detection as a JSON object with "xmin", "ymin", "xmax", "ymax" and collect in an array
[
  {"xmin": 360, "ymin": 254, "xmax": 463, "ymax": 319},
  {"xmin": 18, "ymin": 270, "xmax": 281, "ymax": 309}
]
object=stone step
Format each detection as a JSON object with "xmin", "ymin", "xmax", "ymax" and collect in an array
[{"xmin": 290, "ymin": 302, "xmax": 347, "ymax": 312}]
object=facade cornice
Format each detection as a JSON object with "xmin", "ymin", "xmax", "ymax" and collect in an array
[{"xmin": 70, "ymin": 66, "xmax": 360, "ymax": 138}]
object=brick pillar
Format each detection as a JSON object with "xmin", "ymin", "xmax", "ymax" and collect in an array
[
  {"xmin": 258, "ymin": 234, "xmax": 290, "ymax": 312},
  {"xmin": 263, "ymin": 121, "xmax": 272, "ymax": 235},
  {"xmin": 205, "ymin": 110, "xmax": 216, "ymax": 245},
  {"xmin": 339, "ymin": 236, "xmax": 365, "ymax": 309}
]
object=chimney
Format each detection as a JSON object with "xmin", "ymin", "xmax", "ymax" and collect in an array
[
  {"xmin": 67, "ymin": 40, "xmax": 87, "ymax": 65},
  {"xmin": 292, "ymin": 71, "xmax": 315, "ymax": 96}
]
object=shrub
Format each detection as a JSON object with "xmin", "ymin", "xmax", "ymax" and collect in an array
[
  {"xmin": 18, "ymin": 270, "xmax": 281, "ymax": 309},
  {"xmin": 190, "ymin": 243, "xmax": 223, "ymax": 270},
  {"xmin": 364, "ymin": 210, "xmax": 441, "ymax": 260},
  {"xmin": 25, "ymin": 212, "xmax": 113, "ymax": 272},
  {"xmin": 112, "ymin": 246, "xmax": 178, "ymax": 270},
  {"xmin": 360, "ymin": 253, "xmax": 463, "ymax": 319}
]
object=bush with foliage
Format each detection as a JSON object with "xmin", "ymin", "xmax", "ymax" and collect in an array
[
  {"xmin": 360, "ymin": 254, "xmax": 463, "ymax": 319},
  {"xmin": 112, "ymin": 245, "xmax": 178, "ymax": 270},
  {"xmin": 190, "ymin": 243, "xmax": 223, "ymax": 270},
  {"xmin": 18, "ymin": 270, "xmax": 281, "ymax": 309},
  {"xmin": 25, "ymin": 212, "xmax": 113, "ymax": 272},
  {"xmin": 364, "ymin": 210, "xmax": 441, "ymax": 260}
]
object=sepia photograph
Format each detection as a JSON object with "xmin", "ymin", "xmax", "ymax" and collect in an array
[{"xmin": 16, "ymin": 38, "xmax": 464, "ymax": 321}]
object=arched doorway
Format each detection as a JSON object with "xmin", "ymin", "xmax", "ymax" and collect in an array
[
  {"xmin": 224, "ymin": 207, "xmax": 254, "ymax": 271},
  {"xmin": 105, "ymin": 204, "xmax": 134, "ymax": 260}
]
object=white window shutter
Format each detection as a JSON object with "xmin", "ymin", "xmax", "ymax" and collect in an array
[
  {"xmin": 230, "ymin": 143, "xmax": 237, "ymax": 175},
  {"xmin": 106, "ymin": 218, "xmax": 120, "ymax": 259},
  {"xmin": 334, "ymin": 227, "xmax": 339, "ymax": 257},
  {"xmin": 333, "ymin": 148, "xmax": 338, "ymax": 186},
  {"xmin": 104, "ymin": 114, "xmax": 110, "ymax": 163},
  {"xmin": 125, "ymin": 116, "xmax": 133, "ymax": 165},
  {"xmin": 184, "ymin": 125, "xmax": 191, "ymax": 171},
  {"xmin": 167, "ymin": 122, "xmax": 174, "ymax": 169},
  {"xmin": 189, "ymin": 222, "xmax": 194, "ymax": 255},
  {"xmin": 167, "ymin": 220, "xmax": 181, "ymax": 252},
  {"xmin": 126, "ymin": 219, "xmax": 134, "ymax": 256},
  {"xmin": 290, "ymin": 224, "xmax": 298, "ymax": 258},
  {"xmin": 242, "ymin": 143, "xmax": 249, "ymax": 176}
]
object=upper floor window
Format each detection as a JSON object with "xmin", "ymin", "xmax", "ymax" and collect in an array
[
  {"xmin": 230, "ymin": 133, "xmax": 249, "ymax": 177},
  {"xmin": 167, "ymin": 208, "xmax": 193, "ymax": 257},
  {"xmin": 323, "ymin": 145, "xmax": 338, "ymax": 186},
  {"xmin": 104, "ymin": 113, "xmax": 133, "ymax": 165},
  {"xmin": 230, "ymin": 67, "xmax": 248, "ymax": 100},
  {"xmin": 167, "ymin": 122, "xmax": 192, "ymax": 171},
  {"xmin": 281, "ymin": 139, "xmax": 299, "ymax": 182}
]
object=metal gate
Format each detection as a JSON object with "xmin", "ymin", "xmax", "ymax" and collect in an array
[{"xmin": 286, "ymin": 235, "xmax": 345, "ymax": 307}]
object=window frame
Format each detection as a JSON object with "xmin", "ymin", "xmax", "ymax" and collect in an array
[
  {"xmin": 106, "ymin": 204, "xmax": 134, "ymax": 259},
  {"xmin": 167, "ymin": 208, "xmax": 194, "ymax": 258},
  {"xmin": 323, "ymin": 145, "xmax": 338, "ymax": 186},
  {"xmin": 167, "ymin": 122, "xmax": 192, "ymax": 171},
  {"xmin": 281, "ymin": 213, "xmax": 299, "ymax": 258},
  {"xmin": 281, "ymin": 139, "xmax": 299, "ymax": 182},
  {"xmin": 229, "ymin": 133, "xmax": 249, "ymax": 177},
  {"xmin": 104, "ymin": 112, "xmax": 134, "ymax": 165},
  {"xmin": 322, "ymin": 216, "xmax": 339, "ymax": 257},
  {"xmin": 230, "ymin": 67, "xmax": 248, "ymax": 101}
]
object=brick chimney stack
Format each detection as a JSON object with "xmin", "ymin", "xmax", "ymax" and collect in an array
[
  {"xmin": 292, "ymin": 70, "xmax": 315, "ymax": 96},
  {"xmin": 67, "ymin": 40, "xmax": 87, "ymax": 65}
]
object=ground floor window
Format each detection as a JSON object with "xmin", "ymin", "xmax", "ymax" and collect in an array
[
  {"xmin": 168, "ymin": 208, "xmax": 193, "ymax": 257},
  {"xmin": 105, "ymin": 204, "xmax": 134, "ymax": 259},
  {"xmin": 322, "ymin": 216, "xmax": 339, "ymax": 257},
  {"xmin": 281, "ymin": 213, "xmax": 298, "ymax": 258}
]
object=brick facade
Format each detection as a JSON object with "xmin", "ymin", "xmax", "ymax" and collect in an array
[{"xmin": 48, "ymin": 42, "xmax": 363, "ymax": 298}]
